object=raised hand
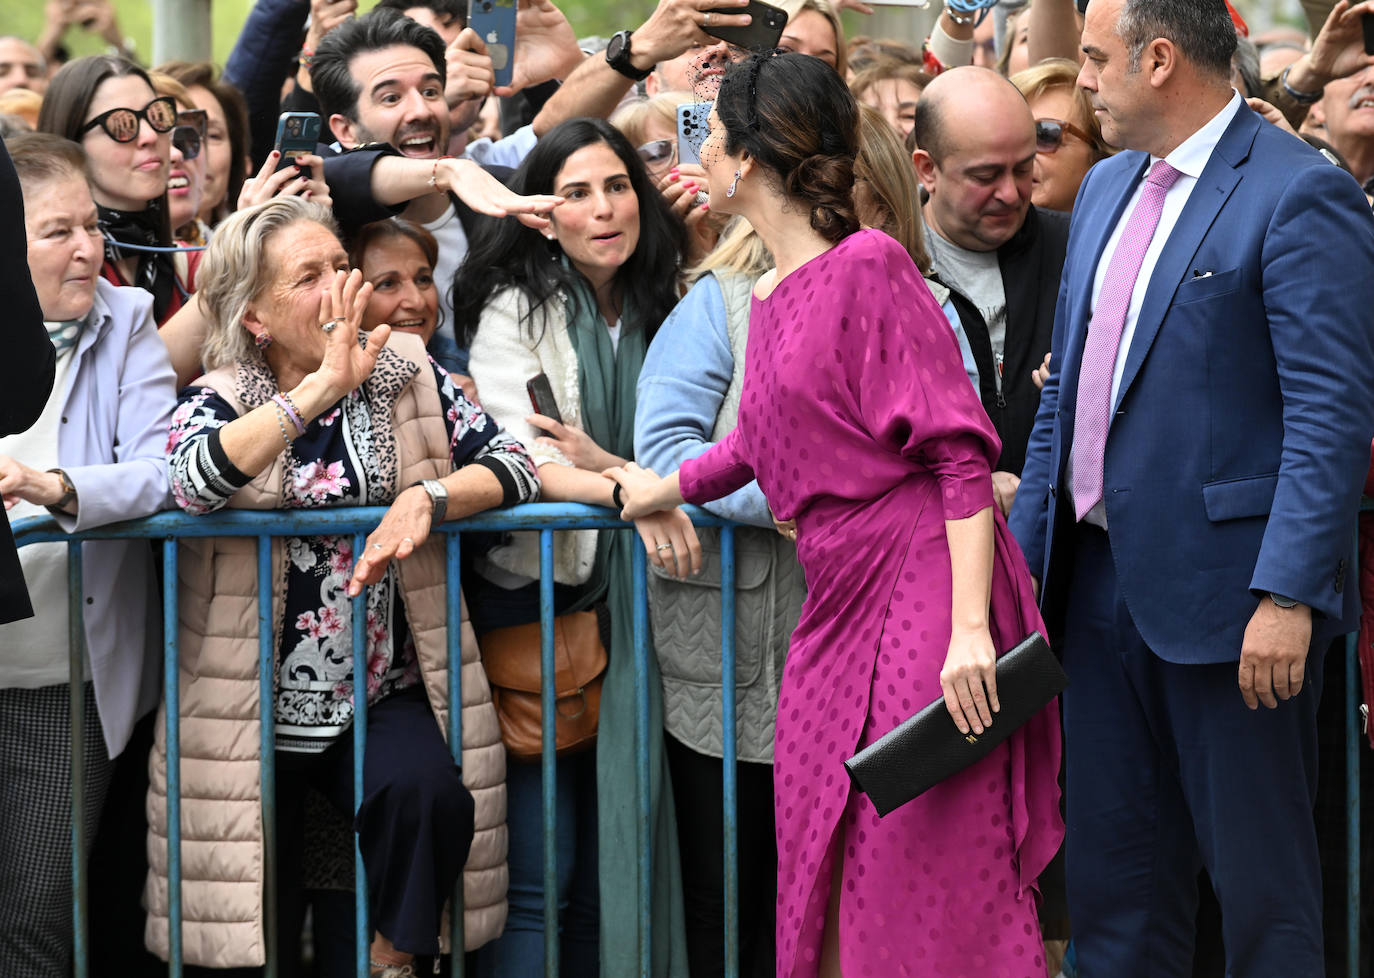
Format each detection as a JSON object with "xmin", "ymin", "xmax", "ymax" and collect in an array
[
  {"xmin": 494, "ymin": 0, "xmax": 585, "ymax": 96},
  {"xmin": 313, "ymin": 269, "xmax": 388, "ymax": 400},
  {"xmin": 238, "ymin": 152, "xmax": 331, "ymax": 210},
  {"xmin": 433, "ymin": 157, "xmax": 562, "ymax": 228}
]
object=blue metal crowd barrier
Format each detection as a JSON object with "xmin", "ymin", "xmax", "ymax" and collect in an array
[{"xmin": 10, "ymin": 503, "xmax": 1368, "ymax": 977}]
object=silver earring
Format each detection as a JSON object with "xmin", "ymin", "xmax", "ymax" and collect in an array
[{"xmin": 726, "ymin": 169, "xmax": 742, "ymax": 198}]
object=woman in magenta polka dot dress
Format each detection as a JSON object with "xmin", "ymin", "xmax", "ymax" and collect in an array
[{"xmin": 610, "ymin": 54, "xmax": 1064, "ymax": 978}]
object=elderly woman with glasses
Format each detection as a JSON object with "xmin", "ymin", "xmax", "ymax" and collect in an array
[
  {"xmin": 37, "ymin": 56, "xmax": 199, "ymax": 325},
  {"xmin": 0, "ymin": 132, "xmax": 176, "ymax": 978},
  {"xmin": 1011, "ymin": 58, "xmax": 1115, "ymax": 214},
  {"xmin": 155, "ymin": 196, "xmax": 542, "ymax": 976}
]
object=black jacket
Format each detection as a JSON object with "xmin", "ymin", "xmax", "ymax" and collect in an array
[
  {"xmin": 0, "ymin": 142, "xmax": 57, "ymax": 624},
  {"xmin": 936, "ymin": 205, "xmax": 1070, "ymax": 475}
]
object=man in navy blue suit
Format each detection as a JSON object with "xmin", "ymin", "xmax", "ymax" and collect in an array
[{"xmin": 1009, "ymin": 0, "xmax": 1374, "ymax": 974}]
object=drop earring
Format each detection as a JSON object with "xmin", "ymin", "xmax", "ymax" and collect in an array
[{"xmin": 726, "ymin": 169, "xmax": 742, "ymax": 198}]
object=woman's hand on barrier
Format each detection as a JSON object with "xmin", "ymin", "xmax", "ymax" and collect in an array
[
  {"xmin": 308, "ymin": 270, "xmax": 387, "ymax": 406},
  {"xmin": 528, "ymin": 414, "xmax": 619, "ymax": 471},
  {"xmin": 633, "ymin": 506, "xmax": 702, "ymax": 579},
  {"xmin": 603, "ymin": 461, "xmax": 682, "ymax": 520},
  {"xmin": 348, "ymin": 485, "xmax": 432, "ymax": 596},
  {"xmin": 238, "ymin": 152, "xmax": 331, "ymax": 210},
  {"xmin": 939, "ymin": 623, "xmax": 999, "ymax": 736}
]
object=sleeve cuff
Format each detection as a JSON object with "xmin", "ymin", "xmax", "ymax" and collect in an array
[
  {"xmin": 474, "ymin": 453, "xmax": 537, "ymax": 507},
  {"xmin": 206, "ymin": 427, "xmax": 254, "ymax": 491}
]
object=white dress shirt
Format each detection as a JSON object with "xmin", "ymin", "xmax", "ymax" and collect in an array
[{"xmin": 1079, "ymin": 90, "xmax": 1244, "ymax": 527}]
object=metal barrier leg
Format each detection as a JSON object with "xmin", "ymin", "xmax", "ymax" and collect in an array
[
  {"xmin": 632, "ymin": 544, "xmax": 651, "ymax": 978},
  {"xmin": 719, "ymin": 528, "xmax": 739, "ymax": 978},
  {"xmin": 446, "ymin": 532, "xmax": 466, "ymax": 974},
  {"xmin": 539, "ymin": 529, "xmax": 559, "ymax": 978},
  {"xmin": 257, "ymin": 536, "xmax": 278, "ymax": 978},
  {"xmin": 1347, "ymin": 632, "xmax": 1362, "ymax": 978},
  {"xmin": 67, "ymin": 543, "xmax": 88, "ymax": 978},
  {"xmin": 353, "ymin": 532, "xmax": 370, "ymax": 978},
  {"xmin": 163, "ymin": 538, "xmax": 183, "ymax": 978}
]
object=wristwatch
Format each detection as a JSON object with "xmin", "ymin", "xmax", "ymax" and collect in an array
[
  {"xmin": 411, "ymin": 479, "xmax": 448, "ymax": 526},
  {"xmin": 605, "ymin": 30, "xmax": 653, "ymax": 82},
  {"xmin": 1268, "ymin": 592, "xmax": 1299, "ymax": 609},
  {"xmin": 46, "ymin": 468, "xmax": 77, "ymax": 512}
]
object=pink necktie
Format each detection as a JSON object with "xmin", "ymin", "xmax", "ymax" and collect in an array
[{"xmin": 1071, "ymin": 159, "xmax": 1183, "ymax": 520}]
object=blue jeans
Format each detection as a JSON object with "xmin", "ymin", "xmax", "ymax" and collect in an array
[{"xmin": 471, "ymin": 750, "xmax": 599, "ymax": 977}]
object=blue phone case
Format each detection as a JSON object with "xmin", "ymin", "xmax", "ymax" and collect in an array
[{"xmin": 469, "ymin": 0, "xmax": 517, "ymax": 89}]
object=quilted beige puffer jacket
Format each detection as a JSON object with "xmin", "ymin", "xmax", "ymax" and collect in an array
[{"xmin": 143, "ymin": 333, "xmax": 507, "ymax": 967}]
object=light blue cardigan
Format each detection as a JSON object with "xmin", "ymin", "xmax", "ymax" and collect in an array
[{"xmin": 50, "ymin": 279, "xmax": 176, "ymax": 757}]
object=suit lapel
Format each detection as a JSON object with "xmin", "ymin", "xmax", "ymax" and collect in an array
[{"xmin": 1113, "ymin": 110, "xmax": 1256, "ymax": 410}]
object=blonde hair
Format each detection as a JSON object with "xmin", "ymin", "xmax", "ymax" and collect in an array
[
  {"xmin": 849, "ymin": 61, "xmax": 934, "ymax": 104},
  {"xmin": 688, "ymin": 216, "xmax": 773, "ymax": 285},
  {"xmin": 788, "ymin": 0, "xmax": 848, "ymax": 77},
  {"xmin": 198, "ymin": 197, "xmax": 340, "ymax": 369},
  {"xmin": 611, "ymin": 91, "xmax": 685, "ymax": 147},
  {"xmin": 0, "ymin": 88, "xmax": 41, "ymax": 129},
  {"xmin": 1009, "ymin": 58, "xmax": 1114, "ymax": 162},
  {"xmin": 855, "ymin": 103, "xmax": 929, "ymax": 274},
  {"xmin": 147, "ymin": 69, "xmax": 196, "ymax": 111}
]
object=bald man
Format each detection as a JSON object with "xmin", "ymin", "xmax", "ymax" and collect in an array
[{"xmin": 911, "ymin": 66, "xmax": 1071, "ymax": 504}]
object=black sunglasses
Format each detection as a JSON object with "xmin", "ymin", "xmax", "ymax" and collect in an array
[
  {"xmin": 79, "ymin": 96, "xmax": 178, "ymax": 143},
  {"xmin": 1035, "ymin": 118, "xmax": 1093, "ymax": 154},
  {"xmin": 172, "ymin": 125, "xmax": 201, "ymax": 161}
]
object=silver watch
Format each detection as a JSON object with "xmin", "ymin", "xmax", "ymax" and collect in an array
[{"xmin": 412, "ymin": 479, "xmax": 448, "ymax": 525}]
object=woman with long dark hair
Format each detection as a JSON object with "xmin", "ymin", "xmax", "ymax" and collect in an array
[
  {"xmin": 608, "ymin": 54, "xmax": 1064, "ymax": 978},
  {"xmin": 37, "ymin": 56, "xmax": 198, "ymax": 326},
  {"xmin": 455, "ymin": 117, "xmax": 698, "ymax": 978}
]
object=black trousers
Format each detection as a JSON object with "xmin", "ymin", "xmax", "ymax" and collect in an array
[{"xmin": 664, "ymin": 734, "xmax": 776, "ymax": 978}]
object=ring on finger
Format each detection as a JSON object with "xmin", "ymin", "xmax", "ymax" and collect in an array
[
  {"xmin": 656, "ymin": 543, "xmax": 674, "ymax": 552},
  {"xmin": 373, "ymin": 543, "xmax": 383, "ymax": 550},
  {"xmin": 320, "ymin": 317, "xmax": 344, "ymax": 332},
  {"xmin": 704, "ymin": 10, "xmax": 713, "ymax": 25}
]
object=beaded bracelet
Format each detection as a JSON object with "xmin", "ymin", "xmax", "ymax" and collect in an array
[
  {"xmin": 428, "ymin": 155, "xmax": 457, "ymax": 190},
  {"xmin": 298, "ymin": 47, "xmax": 316, "ymax": 68},
  {"xmin": 272, "ymin": 393, "xmax": 306, "ymax": 436},
  {"xmin": 271, "ymin": 403, "xmax": 294, "ymax": 449}
]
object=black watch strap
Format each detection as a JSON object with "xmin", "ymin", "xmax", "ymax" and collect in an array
[
  {"xmin": 46, "ymin": 468, "xmax": 77, "ymax": 511},
  {"xmin": 606, "ymin": 29, "xmax": 653, "ymax": 82}
]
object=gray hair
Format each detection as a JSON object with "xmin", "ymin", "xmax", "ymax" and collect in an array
[
  {"xmin": 1116, "ymin": 0, "xmax": 1237, "ymax": 78},
  {"xmin": 198, "ymin": 197, "xmax": 340, "ymax": 370}
]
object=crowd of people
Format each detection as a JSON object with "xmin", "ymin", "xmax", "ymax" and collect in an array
[{"xmin": 0, "ymin": 0, "xmax": 1372, "ymax": 977}]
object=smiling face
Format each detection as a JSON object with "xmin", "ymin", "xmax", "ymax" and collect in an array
[
  {"xmin": 244, "ymin": 221, "xmax": 349, "ymax": 375},
  {"xmin": 80, "ymin": 74, "xmax": 170, "ymax": 211},
  {"xmin": 1321, "ymin": 65, "xmax": 1374, "ymax": 164},
  {"xmin": 188, "ymin": 85, "xmax": 232, "ymax": 218},
  {"xmin": 1028, "ymin": 86, "xmax": 1098, "ymax": 212},
  {"xmin": 779, "ymin": 10, "xmax": 839, "ymax": 70},
  {"xmin": 332, "ymin": 44, "xmax": 450, "ymax": 158},
  {"xmin": 360, "ymin": 234, "xmax": 439, "ymax": 343},
  {"xmin": 167, "ymin": 115, "xmax": 206, "ymax": 235},
  {"xmin": 549, "ymin": 142, "xmax": 641, "ymax": 293},
  {"xmin": 24, "ymin": 174, "xmax": 102, "ymax": 322}
]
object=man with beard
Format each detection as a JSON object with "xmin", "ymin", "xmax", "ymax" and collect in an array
[
  {"xmin": 310, "ymin": 7, "xmax": 561, "ymax": 376},
  {"xmin": 911, "ymin": 66, "xmax": 1071, "ymax": 512}
]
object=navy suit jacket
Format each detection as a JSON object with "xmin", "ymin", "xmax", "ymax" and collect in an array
[{"xmin": 1009, "ymin": 106, "xmax": 1374, "ymax": 665}]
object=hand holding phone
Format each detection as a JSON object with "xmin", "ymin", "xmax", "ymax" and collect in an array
[
  {"xmin": 468, "ymin": 0, "xmax": 517, "ymax": 89},
  {"xmin": 527, "ymin": 373, "xmax": 563, "ymax": 424},
  {"xmin": 677, "ymin": 103, "xmax": 710, "ymax": 167},
  {"xmin": 703, "ymin": 0, "xmax": 787, "ymax": 52},
  {"xmin": 274, "ymin": 112, "xmax": 322, "ymax": 180}
]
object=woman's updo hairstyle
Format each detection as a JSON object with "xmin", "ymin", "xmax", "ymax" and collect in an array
[{"xmin": 715, "ymin": 52, "xmax": 859, "ymax": 244}]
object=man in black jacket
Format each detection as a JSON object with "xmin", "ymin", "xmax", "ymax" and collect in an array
[
  {"xmin": 912, "ymin": 66, "xmax": 1070, "ymax": 511},
  {"xmin": 0, "ymin": 139, "xmax": 56, "ymax": 624}
]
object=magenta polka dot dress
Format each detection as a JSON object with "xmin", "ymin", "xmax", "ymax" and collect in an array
[{"xmin": 680, "ymin": 230, "xmax": 1065, "ymax": 978}]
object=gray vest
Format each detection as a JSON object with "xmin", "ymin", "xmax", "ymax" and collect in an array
[{"xmin": 648, "ymin": 272, "xmax": 807, "ymax": 764}]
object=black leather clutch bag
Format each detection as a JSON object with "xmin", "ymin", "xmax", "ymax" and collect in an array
[{"xmin": 844, "ymin": 631, "xmax": 1067, "ymax": 817}]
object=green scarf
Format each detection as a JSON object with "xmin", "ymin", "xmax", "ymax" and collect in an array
[{"xmin": 562, "ymin": 274, "xmax": 690, "ymax": 978}]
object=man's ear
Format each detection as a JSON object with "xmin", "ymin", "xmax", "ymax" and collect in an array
[
  {"xmin": 329, "ymin": 113, "xmax": 360, "ymax": 149},
  {"xmin": 912, "ymin": 149, "xmax": 939, "ymax": 193},
  {"xmin": 1146, "ymin": 38, "xmax": 1178, "ymax": 88}
]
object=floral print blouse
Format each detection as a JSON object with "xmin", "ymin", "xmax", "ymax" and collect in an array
[{"xmin": 168, "ymin": 357, "xmax": 538, "ymax": 753}]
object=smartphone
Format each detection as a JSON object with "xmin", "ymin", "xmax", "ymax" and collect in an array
[
  {"xmin": 273, "ymin": 112, "xmax": 321, "ymax": 179},
  {"xmin": 1363, "ymin": 13, "xmax": 1374, "ymax": 57},
  {"xmin": 469, "ymin": 0, "xmax": 517, "ymax": 89},
  {"xmin": 677, "ymin": 102, "xmax": 710, "ymax": 167},
  {"xmin": 703, "ymin": 0, "xmax": 787, "ymax": 53},
  {"xmin": 526, "ymin": 373, "xmax": 562, "ymax": 424}
]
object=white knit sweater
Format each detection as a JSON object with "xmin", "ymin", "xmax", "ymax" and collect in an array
[{"xmin": 467, "ymin": 285, "xmax": 599, "ymax": 585}]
